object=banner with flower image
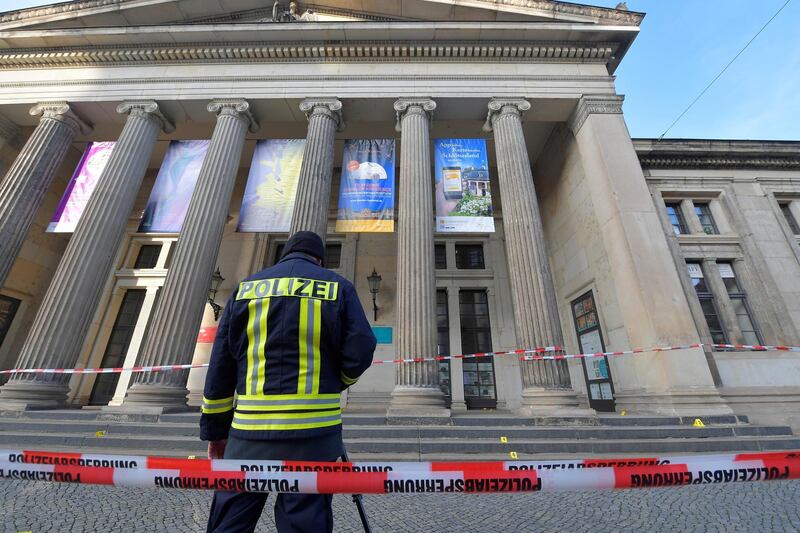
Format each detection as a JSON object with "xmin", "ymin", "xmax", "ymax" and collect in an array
[{"xmin": 433, "ymin": 138, "xmax": 494, "ymax": 233}]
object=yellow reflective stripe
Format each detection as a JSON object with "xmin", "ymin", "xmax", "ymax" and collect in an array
[
  {"xmin": 202, "ymin": 396, "xmax": 234, "ymax": 405},
  {"xmin": 311, "ymin": 298, "xmax": 321, "ymax": 395},
  {"xmin": 235, "ymin": 403, "xmax": 340, "ymax": 412},
  {"xmin": 246, "ymin": 298, "xmax": 269, "ymax": 396},
  {"xmin": 256, "ymin": 298, "xmax": 269, "ymax": 393},
  {"xmin": 237, "ymin": 393, "xmax": 340, "ymax": 401},
  {"xmin": 245, "ymin": 299, "xmax": 257, "ymax": 394},
  {"xmin": 297, "ymin": 297, "xmax": 309, "ymax": 395},
  {"xmin": 202, "ymin": 405, "xmax": 234, "ymax": 415},
  {"xmin": 234, "ymin": 409, "xmax": 341, "ymax": 420},
  {"xmin": 237, "ymin": 278, "xmax": 339, "ymax": 301},
  {"xmin": 232, "ymin": 419, "xmax": 342, "ymax": 431},
  {"xmin": 340, "ymin": 371, "xmax": 358, "ymax": 386}
]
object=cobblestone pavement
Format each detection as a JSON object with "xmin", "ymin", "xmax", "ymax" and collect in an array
[{"xmin": 2, "ymin": 479, "xmax": 800, "ymax": 532}]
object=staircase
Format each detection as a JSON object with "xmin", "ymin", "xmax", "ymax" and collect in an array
[{"xmin": 1, "ymin": 410, "xmax": 799, "ymax": 460}]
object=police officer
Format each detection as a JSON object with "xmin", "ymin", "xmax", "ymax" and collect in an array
[{"xmin": 201, "ymin": 231, "xmax": 377, "ymax": 533}]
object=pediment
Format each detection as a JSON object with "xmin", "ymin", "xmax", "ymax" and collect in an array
[{"xmin": 0, "ymin": 0, "xmax": 643, "ymax": 30}]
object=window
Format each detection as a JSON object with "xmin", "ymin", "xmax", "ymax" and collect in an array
[
  {"xmin": 272, "ymin": 242, "xmax": 341, "ymax": 268},
  {"xmin": 665, "ymin": 202, "xmax": 687, "ymax": 235},
  {"xmin": 436, "ymin": 290, "xmax": 450, "ymax": 397},
  {"xmin": 325, "ymin": 243, "xmax": 342, "ymax": 269},
  {"xmin": 455, "ymin": 244, "xmax": 485, "ymax": 269},
  {"xmin": 0, "ymin": 294, "xmax": 21, "ymax": 350},
  {"xmin": 718, "ymin": 262, "xmax": 762, "ymax": 345},
  {"xmin": 780, "ymin": 203, "xmax": 800, "ymax": 235},
  {"xmin": 694, "ymin": 203, "xmax": 718, "ymax": 235},
  {"xmin": 459, "ymin": 290, "xmax": 495, "ymax": 407},
  {"xmin": 435, "ymin": 244, "xmax": 447, "ymax": 269},
  {"xmin": 687, "ymin": 262, "xmax": 727, "ymax": 344},
  {"xmin": 134, "ymin": 245, "xmax": 162, "ymax": 269}
]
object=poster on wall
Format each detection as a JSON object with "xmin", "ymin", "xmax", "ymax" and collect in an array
[
  {"xmin": 237, "ymin": 139, "xmax": 306, "ymax": 233},
  {"xmin": 335, "ymin": 139, "xmax": 396, "ymax": 233},
  {"xmin": 434, "ymin": 138, "xmax": 494, "ymax": 233},
  {"xmin": 47, "ymin": 141, "xmax": 116, "ymax": 233},
  {"xmin": 138, "ymin": 140, "xmax": 209, "ymax": 233}
]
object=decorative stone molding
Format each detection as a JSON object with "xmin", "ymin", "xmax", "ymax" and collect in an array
[
  {"xmin": 567, "ymin": 94, "xmax": 624, "ymax": 134},
  {"xmin": 0, "ymin": 0, "xmax": 121, "ymax": 25},
  {"xmin": 28, "ymin": 101, "xmax": 92, "ymax": 135},
  {"xmin": 639, "ymin": 155, "xmax": 800, "ymax": 170},
  {"xmin": 482, "ymin": 98, "xmax": 531, "ymax": 132},
  {"xmin": 0, "ymin": 42, "xmax": 618, "ymax": 69},
  {"xmin": 207, "ymin": 99, "xmax": 259, "ymax": 133},
  {"xmin": 0, "ymin": 112, "xmax": 21, "ymax": 148},
  {"xmin": 394, "ymin": 98, "xmax": 436, "ymax": 132},
  {"xmin": 117, "ymin": 100, "xmax": 175, "ymax": 134},
  {"xmin": 299, "ymin": 98, "xmax": 344, "ymax": 131}
]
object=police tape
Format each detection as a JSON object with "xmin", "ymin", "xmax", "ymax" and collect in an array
[
  {"xmin": 0, "ymin": 449, "xmax": 798, "ymax": 494},
  {"xmin": 1, "ymin": 342, "xmax": 798, "ymax": 375}
]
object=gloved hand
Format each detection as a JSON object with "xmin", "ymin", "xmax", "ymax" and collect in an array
[{"xmin": 208, "ymin": 439, "xmax": 227, "ymax": 459}]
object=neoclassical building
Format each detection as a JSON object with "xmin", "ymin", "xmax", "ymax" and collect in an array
[{"xmin": 0, "ymin": 0, "xmax": 799, "ymax": 428}]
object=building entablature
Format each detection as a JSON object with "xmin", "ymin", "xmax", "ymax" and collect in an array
[{"xmin": 635, "ymin": 138, "xmax": 800, "ymax": 171}]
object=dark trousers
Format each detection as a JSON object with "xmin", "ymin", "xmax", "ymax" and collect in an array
[{"xmin": 207, "ymin": 433, "xmax": 344, "ymax": 533}]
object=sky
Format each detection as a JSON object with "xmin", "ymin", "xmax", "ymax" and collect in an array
[{"xmin": 1, "ymin": 0, "xmax": 798, "ymax": 140}]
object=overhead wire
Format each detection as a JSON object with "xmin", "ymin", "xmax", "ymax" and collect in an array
[{"xmin": 658, "ymin": 0, "xmax": 793, "ymax": 140}]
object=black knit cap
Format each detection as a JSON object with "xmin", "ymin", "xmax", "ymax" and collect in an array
[{"xmin": 281, "ymin": 231, "xmax": 325, "ymax": 265}]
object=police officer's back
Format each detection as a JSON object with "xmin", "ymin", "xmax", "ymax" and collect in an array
[{"xmin": 201, "ymin": 231, "xmax": 377, "ymax": 533}]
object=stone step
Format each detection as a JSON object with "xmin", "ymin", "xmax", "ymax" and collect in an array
[
  {"xmin": 0, "ymin": 430, "xmax": 798, "ymax": 456},
  {"xmin": 0, "ymin": 418, "xmax": 790, "ymax": 440},
  {"xmin": 0, "ymin": 410, "xmax": 749, "ymax": 427}
]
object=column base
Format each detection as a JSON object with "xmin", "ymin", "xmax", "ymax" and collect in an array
[
  {"xmin": 517, "ymin": 387, "xmax": 596, "ymax": 417},
  {"xmin": 0, "ymin": 380, "xmax": 70, "ymax": 411},
  {"xmin": 615, "ymin": 386, "xmax": 733, "ymax": 416},
  {"xmin": 111, "ymin": 383, "xmax": 191, "ymax": 414},
  {"xmin": 449, "ymin": 400, "xmax": 468, "ymax": 414},
  {"xmin": 387, "ymin": 386, "xmax": 450, "ymax": 422}
]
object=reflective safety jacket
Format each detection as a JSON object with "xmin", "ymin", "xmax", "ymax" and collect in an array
[{"xmin": 200, "ymin": 252, "xmax": 377, "ymax": 441}]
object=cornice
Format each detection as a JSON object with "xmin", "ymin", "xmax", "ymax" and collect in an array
[
  {"xmin": 0, "ymin": 40, "xmax": 618, "ymax": 69},
  {"xmin": 639, "ymin": 155, "xmax": 800, "ymax": 170},
  {"xmin": 0, "ymin": 0, "xmax": 643, "ymax": 27},
  {"xmin": 185, "ymin": 6, "xmax": 406, "ymax": 24}
]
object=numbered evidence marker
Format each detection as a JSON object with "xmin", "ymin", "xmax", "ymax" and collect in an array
[
  {"xmin": 500, "ymin": 436, "xmax": 508, "ymax": 443},
  {"xmin": 509, "ymin": 451, "xmax": 518, "ymax": 459},
  {"xmin": 95, "ymin": 430, "xmax": 106, "ymax": 438},
  {"xmin": 692, "ymin": 418, "xmax": 706, "ymax": 428}
]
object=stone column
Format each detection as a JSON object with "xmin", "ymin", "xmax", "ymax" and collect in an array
[
  {"xmin": 388, "ymin": 98, "xmax": 448, "ymax": 417},
  {"xmin": 0, "ymin": 101, "xmax": 172, "ymax": 410},
  {"xmin": 568, "ymin": 95, "xmax": 730, "ymax": 415},
  {"xmin": 0, "ymin": 102, "xmax": 91, "ymax": 287},
  {"xmin": 120, "ymin": 99, "xmax": 258, "ymax": 413},
  {"xmin": 484, "ymin": 98, "xmax": 590, "ymax": 415},
  {"xmin": 289, "ymin": 99, "xmax": 343, "ymax": 240}
]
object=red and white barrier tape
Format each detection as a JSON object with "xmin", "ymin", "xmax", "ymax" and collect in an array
[
  {"xmin": 0, "ymin": 449, "xmax": 798, "ymax": 494},
  {"xmin": 1, "ymin": 343, "xmax": 798, "ymax": 376}
]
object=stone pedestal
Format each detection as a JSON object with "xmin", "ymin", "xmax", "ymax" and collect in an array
[
  {"xmin": 289, "ymin": 99, "xmax": 342, "ymax": 240},
  {"xmin": 0, "ymin": 102, "xmax": 91, "ymax": 287},
  {"xmin": 388, "ymin": 98, "xmax": 448, "ymax": 418},
  {"xmin": 117, "ymin": 99, "xmax": 258, "ymax": 414},
  {"xmin": 0, "ymin": 102, "xmax": 171, "ymax": 411},
  {"xmin": 484, "ymin": 98, "xmax": 591, "ymax": 416},
  {"xmin": 568, "ymin": 95, "xmax": 731, "ymax": 416}
]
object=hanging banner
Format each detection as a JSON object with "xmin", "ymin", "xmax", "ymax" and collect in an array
[
  {"xmin": 47, "ymin": 142, "xmax": 116, "ymax": 233},
  {"xmin": 139, "ymin": 140, "xmax": 209, "ymax": 233},
  {"xmin": 434, "ymin": 139, "xmax": 494, "ymax": 233},
  {"xmin": 237, "ymin": 139, "xmax": 306, "ymax": 233},
  {"xmin": 335, "ymin": 139, "xmax": 395, "ymax": 233}
]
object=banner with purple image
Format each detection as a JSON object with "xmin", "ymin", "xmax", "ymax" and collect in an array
[
  {"xmin": 138, "ymin": 140, "xmax": 209, "ymax": 233},
  {"xmin": 47, "ymin": 141, "xmax": 115, "ymax": 233}
]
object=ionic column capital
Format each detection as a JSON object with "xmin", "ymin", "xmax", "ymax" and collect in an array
[
  {"xmin": 299, "ymin": 98, "xmax": 344, "ymax": 131},
  {"xmin": 29, "ymin": 101, "xmax": 92, "ymax": 135},
  {"xmin": 393, "ymin": 98, "xmax": 436, "ymax": 132},
  {"xmin": 207, "ymin": 99, "xmax": 260, "ymax": 133},
  {"xmin": 482, "ymin": 98, "xmax": 531, "ymax": 132},
  {"xmin": 117, "ymin": 100, "xmax": 175, "ymax": 133},
  {"xmin": 568, "ymin": 94, "xmax": 624, "ymax": 134}
]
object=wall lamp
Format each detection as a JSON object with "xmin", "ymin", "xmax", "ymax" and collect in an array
[
  {"xmin": 367, "ymin": 267, "xmax": 382, "ymax": 322},
  {"xmin": 207, "ymin": 267, "xmax": 225, "ymax": 321}
]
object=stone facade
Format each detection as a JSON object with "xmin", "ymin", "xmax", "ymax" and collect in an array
[{"xmin": 0, "ymin": 0, "xmax": 798, "ymax": 428}]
